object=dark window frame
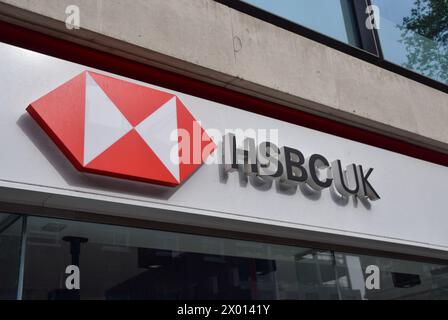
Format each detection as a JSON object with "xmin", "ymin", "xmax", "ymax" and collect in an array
[{"xmin": 214, "ymin": 0, "xmax": 448, "ymax": 94}]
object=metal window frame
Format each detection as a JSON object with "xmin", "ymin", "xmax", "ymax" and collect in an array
[
  {"xmin": 214, "ymin": 0, "xmax": 448, "ymax": 94},
  {"xmin": 352, "ymin": 0, "xmax": 382, "ymax": 57},
  {"xmin": 16, "ymin": 215, "xmax": 27, "ymax": 300}
]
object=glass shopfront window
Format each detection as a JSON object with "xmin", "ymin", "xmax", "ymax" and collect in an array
[
  {"xmin": 336, "ymin": 253, "xmax": 448, "ymax": 300},
  {"xmin": 13, "ymin": 215, "xmax": 448, "ymax": 300},
  {"xmin": 241, "ymin": 0, "xmax": 362, "ymax": 47},
  {"xmin": 372, "ymin": 0, "xmax": 448, "ymax": 84}
]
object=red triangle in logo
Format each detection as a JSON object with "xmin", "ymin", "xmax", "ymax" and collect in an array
[
  {"xmin": 176, "ymin": 98, "xmax": 216, "ymax": 182},
  {"xmin": 27, "ymin": 72, "xmax": 86, "ymax": 168},
  {"xmin": 88, "ymin": 72, "xmax": 175, "ymax": 127},
  {"xmin": 85, "ymin": 129, "xmax": 179, "ymax": 186}
]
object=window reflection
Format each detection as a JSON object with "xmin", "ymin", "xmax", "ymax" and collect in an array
[
  {"xmin": 242, "ymin": 0, "xmax": 361, "ymax": 47},
  {"xmin": 18, "ymin": 216, "xmax": 448, "ymax": 300},
  {"xmin": 336, "ymin": 253, "xmax": 448, "ymax": 300},
  {"xmin": 373, "ymin": 0, "xmax": 448, "ymax": 84}
]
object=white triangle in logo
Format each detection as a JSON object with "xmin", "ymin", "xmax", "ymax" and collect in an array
[
  {"xmin": 84, "ymin": 73, "xmax": 132, "ymax": 165},
  {"xmin": 135, "ymin": 97, "xmax": 180, "ymax": 182}
]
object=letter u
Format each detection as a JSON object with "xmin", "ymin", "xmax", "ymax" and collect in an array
[{"xmin": 331, "ymin": 160, "xmax": 359, "ymax": 197}]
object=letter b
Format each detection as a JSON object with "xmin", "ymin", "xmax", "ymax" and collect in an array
[{"xmin": 280, "ymin": 147, "xmax": 307, "ymax": 186}]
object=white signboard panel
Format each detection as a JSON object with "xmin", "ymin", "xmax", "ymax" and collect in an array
[{"xmin": 0, "ymin": 42, "xmax": 447, "ymax": 254}]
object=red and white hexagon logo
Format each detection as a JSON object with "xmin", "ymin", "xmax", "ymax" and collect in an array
[{"xmin": 27, "ymin": 71, "xmax": 216, "ymax": 186}]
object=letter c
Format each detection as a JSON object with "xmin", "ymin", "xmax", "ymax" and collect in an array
[{"xmin": 306, "ymin": 154, "xmax": 332, "ymax": 190}]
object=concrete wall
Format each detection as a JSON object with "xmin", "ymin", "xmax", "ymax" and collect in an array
[{"xmin": 0, "ymin": 0, "xmax": 447, "ymax": 153}]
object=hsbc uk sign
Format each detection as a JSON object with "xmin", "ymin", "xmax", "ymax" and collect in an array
[
  {"xmin": 27, "ymin": 70, "xmax": 379, "ymax": 202},
  {"xmin": 221, "ymin": 133, "xmax": 380, "ymax": 201}
]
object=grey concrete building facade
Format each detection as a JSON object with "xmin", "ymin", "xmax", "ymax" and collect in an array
[{"xmin": 1, "ymin": 0, "xmax": 447, "ymax": 151}]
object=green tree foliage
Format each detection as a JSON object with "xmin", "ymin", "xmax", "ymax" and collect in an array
[{"xmin": 400, "ymin": 0, "xmax": 448, "ymax": 83}]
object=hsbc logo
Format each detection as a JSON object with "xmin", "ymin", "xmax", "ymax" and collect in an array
[{"xmin": 27, "ymin": 71, "xmax": 216, "ymax": 186}]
